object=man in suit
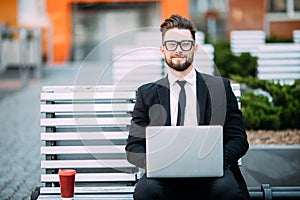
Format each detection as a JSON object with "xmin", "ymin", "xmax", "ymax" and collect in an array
[{"xmin": 125, "ymin": 14, "xmax": 250, "ymax": 199}]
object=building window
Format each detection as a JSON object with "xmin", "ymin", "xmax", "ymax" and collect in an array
[
  {"xmin": 268, "ymin": 0, "xmax": 287, "ymax": 12},
  {"xmin": 268, "ymin": 0, "xmax": 300, "ymax": 13},
  {"xmin": 295, "ymin": 0, "xmax": 300, "ymax": 11}
]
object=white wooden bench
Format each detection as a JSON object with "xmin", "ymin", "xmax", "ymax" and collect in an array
[
  {"xmin": 112, "ymin": 30, "xmax": 163, "ymax": 88},
  {"xmin": 111, "ymin": 46, "xmax": 165, "ymax": 88},
  {"xmin": 194, "ymin": 44, "xmax": 215, "ymax": 75},
  {"xmin": 34, "ymin": 83, "xmax": 300, "ymax": 200},
  {"xmin": 112, "ymin": 43, "xmax": 215, "ymax": 89},
  {"xmin": 111, "ymin": 30, "xmax": 214, "ymax": 88},
  {"xmin": 134, "ymin": 30, "xmax": 161, "ymax": 47},
  {"xmin": 135, "ymin": 30, "xmax": 205, "ymax": 46},
  {"xmin": 34, "ymin": 83, "xmax": 242, "ymax": 199},
  {"xmin": 230, "ymin": 30, "xmax": 266, "ymax": 56},
  {"xmin": 293, "ymin": 30, "xmax": 300, "ymax": 44},
  {"xmin": 37, "ymin": 85, "xmax": 138, "ymax": 199},
  {"xmin": 194, "ymin": 31, "xmax": 215, "ymax": 75},
  {"xmin": 196, "ymin": 31, "xmax": 205, "ymax": 44},
  {"xmin": 256, "ymin": 43, "xmax": 300, "ymax": 84}
]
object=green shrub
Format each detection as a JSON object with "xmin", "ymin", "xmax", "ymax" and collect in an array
[
  {"xmin": 213, "ymin": 40, "xmax": 257, "ymax": 78},
  {"xmin": 232, "ymin": 76, "xmax": 300, "ymax": 129},
  {"xmin": 213, "ymin": 40, "xmax": 300, "ymax": 130},
  {"xmin": 241, "ymin": 90, "xmax": 281, "ymax": 130}
]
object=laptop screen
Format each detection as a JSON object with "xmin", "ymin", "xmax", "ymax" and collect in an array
[{"xmin": 146, "ymin": 126, "xmax": 223, "ymax": 178}]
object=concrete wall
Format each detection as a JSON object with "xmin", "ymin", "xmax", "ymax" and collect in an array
[{"xmin": 240, "ymin": 145, "xmax": 300, "ymax": 187}]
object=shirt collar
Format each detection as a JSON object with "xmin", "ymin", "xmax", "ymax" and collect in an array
[{"xmin": 168, "ymin": 67, "xmax": 196, "ymax": 86}]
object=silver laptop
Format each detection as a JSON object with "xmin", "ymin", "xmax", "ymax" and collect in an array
[{"xmin": 146, "ymin": 126, "xmax": 223, "ymax": 178}]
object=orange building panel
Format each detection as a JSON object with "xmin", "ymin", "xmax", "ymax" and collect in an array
[
  {"xmin": 45, "ymin": 0, "xmax": 188, "ymax": 63},
  {"xmin": 0, "ymin": 0, "xmax": 17, "ymax": 27},
  {"xmin": 269, "ymin": 20, "xmax": 300, "ymax": 39},
  {"xmin": 227, "ymin": 0, "xmax": 265, "ymax": 38}
]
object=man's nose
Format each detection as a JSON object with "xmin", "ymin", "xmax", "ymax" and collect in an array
[{"xmin": 174, "ymin": 44, "xmax": 183, "ymax": 53}]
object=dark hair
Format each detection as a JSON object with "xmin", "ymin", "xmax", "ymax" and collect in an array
[{"xmin": 160, "ymin": 14, "xmax": 197, "ymax": 41}]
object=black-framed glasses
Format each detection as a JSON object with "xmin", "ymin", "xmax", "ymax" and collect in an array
[{"xmin": 163, "ymin": 40, "xmax": 194, "ymax": 51}]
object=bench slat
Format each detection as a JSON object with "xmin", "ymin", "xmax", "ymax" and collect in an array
[
  {"xmin": 258, "ymin": 67, "xmax": 300, "ymax": 73},
  {"xmin": 258, "ymin": 73, "xmax": 300, "ymax": 80},
  {"xmin": 198, "ymin": 44, "xmax": 214, "ymax": 53},
  {"xmin": 257, "ymin": 44, "xmax": 300, "ymax": 52},
  {"xmin": 37, "ymin": 194, "xmax": 133, "ymax": 199},
  {"xmin": 41, "ymin": 86, "xmax": 135, "ymax": 92},
  {"xmin": 41, "ymin": 132, "xmax": 129, "ymax": 141},
  {"xmin": 294, "ymin": 30, "xmax": 300, "ymax": 43},
  {"xmin": 113, "ymin": 73, "xmax": 162, "ymax": 79},
  {"xmin": 113, "ymin": 61, "xmax": 162, "ymax": 66},
  {"xmin": 112, "ymin": 46, "xmax": 160, "ymax": 54},
  {"xmin": 41, "ymin": 104, "xmax": 134, "ymax": 113},
  {"xmin": 230, "ymin": 30, "xmax": 265, "ymax": 37},
  {"xmin": 114, "ymin": 56, "xmax": 161, "ymax": 61},
  {"xmin": 41, "ymin": 173, "xmax": 136, "ymax": 182},
  {"xmin": 40, "ymin": 186, "xmax": 135, "ymax": 194},
  {"xmin": 41, "ymin": 92, "xmax": 136, "ymax": 101},
  {"xmin": 41, "ymin": 160, "xmax": 135, "ymax": 169},
  {"xmin": 258, "ymin": 53, "xmax": 300, "ymax": 59},
  {"xmin": 258, "ymin": 60, "xmax": 300, "ymax": 65},
  {"xmin": 41, "ymin": 145, "xmax": 126, "ymax": 155},
  {"xmin": 112, "ymin": 68, "xmax": 162, "ymax": 74},
  {"xmin": 40, "ymin": 117, "xmax": 131, "ymax": 127}
]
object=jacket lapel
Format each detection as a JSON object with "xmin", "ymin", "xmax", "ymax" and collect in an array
[
  {"xmin": 196, "ymin": 71, "xmax": 209, "ymax": 125},
  {"xmin": 156, "ymin": 76, "xmax": 171, "ymax": 126}
]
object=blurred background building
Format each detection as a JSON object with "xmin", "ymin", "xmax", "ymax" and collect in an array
[{"xmin": 0, "ymin": 0, "xmax": 300, "ymax": 65}]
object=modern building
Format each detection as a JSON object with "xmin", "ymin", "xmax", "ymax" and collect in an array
[{"xmin": 1, "ymin": 0, "xmax": 299, "ymax": 64}]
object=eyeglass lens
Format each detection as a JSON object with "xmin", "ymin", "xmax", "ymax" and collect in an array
[{"xmin": 164, "ymin": 40, "xmax": 194, "ymax": 51}]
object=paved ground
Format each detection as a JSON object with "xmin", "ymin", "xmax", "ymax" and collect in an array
[{"xmin": 0, "ymin": 65, "xmax": 79, "ymax": 200}]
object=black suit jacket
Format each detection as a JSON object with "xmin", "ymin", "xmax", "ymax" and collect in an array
[{"xmin": 125, "ymin": 70, "xmax": 249, "ymax": 195}]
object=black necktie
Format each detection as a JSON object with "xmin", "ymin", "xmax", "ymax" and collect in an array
[{"xmin": 176, "ymin": 80, "xmax": 187, "ymax": 126}]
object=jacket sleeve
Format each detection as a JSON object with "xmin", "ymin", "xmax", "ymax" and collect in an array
[
  {"xmin": 223, "ymin": 79, "xmax": 249, "ymax": 168},
  {"xmin": 125, "ymin": 87, "xmax": 148, "ymax": 169}
]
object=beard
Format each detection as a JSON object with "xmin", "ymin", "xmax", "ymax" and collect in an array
[{"xmin": 165, "ymin": 53, "xmax": 194, "ymax": 72}]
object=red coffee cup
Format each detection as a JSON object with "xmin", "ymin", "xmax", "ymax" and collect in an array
[{"xmin": 58, "ymin": 169, "xmax": 76, "ymax": 199}]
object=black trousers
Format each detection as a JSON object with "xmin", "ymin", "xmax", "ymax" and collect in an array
[{"xmin": 134, "ymin": 169, "xmax": 249, "ymax": 200}]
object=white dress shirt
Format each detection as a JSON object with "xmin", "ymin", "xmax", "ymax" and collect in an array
[{"xmin": 168, "ymin": 68, "xmax": 198, "ymax": 126}]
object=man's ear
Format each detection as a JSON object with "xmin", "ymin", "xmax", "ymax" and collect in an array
[
  {"xmin": 194, "ymin": 43, "xmax": 198, "ymax": 53},
  {"xmin": 160, "ymin": 46, "xmax": 165, "ymax": 54}
]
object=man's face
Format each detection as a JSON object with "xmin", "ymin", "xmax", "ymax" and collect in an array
[{"xmin": 160, "ymin": 28, "xmax": 198, "ymax": 72}]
